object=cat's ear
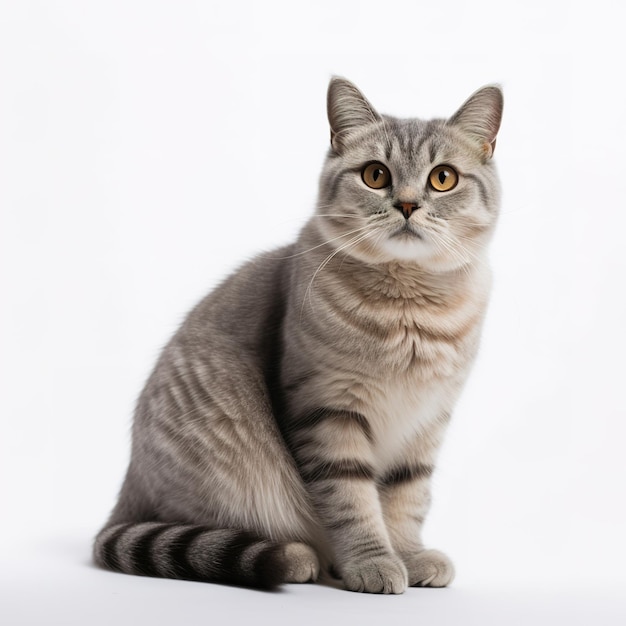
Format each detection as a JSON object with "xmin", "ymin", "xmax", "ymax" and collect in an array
[
  {"xmin": 448, "ymin": 85, "xmax": 503, "ymax": 159},
  {"xmin": 327, "ymin": 77, "xmax": 382, "ymax": 153}
]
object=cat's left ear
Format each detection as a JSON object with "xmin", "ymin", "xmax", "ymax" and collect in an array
[{"xmin": 448, "ymin": 85, "xmax": 503, "ymax": 160}]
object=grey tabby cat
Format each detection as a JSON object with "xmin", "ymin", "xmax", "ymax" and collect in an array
[{"xmin": 94, "ymin": 78, "xmax": 503, "ymax": 594}]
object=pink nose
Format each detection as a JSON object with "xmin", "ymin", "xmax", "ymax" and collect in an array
[{"xmin": 394, "ymin": 202, "xmax": 418, "ymax": 219}]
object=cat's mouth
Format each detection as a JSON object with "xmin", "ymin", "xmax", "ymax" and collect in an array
[{"xmin": 389, "ymin": 223, "xmax": 423, "ymax": 240}]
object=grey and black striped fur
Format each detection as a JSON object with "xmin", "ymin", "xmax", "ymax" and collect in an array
[{"xmin": 94, "ymin": 78, "xmax": 503, "ymax": 593}]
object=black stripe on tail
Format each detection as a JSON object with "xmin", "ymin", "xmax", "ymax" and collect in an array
[{"xmin": 93, "ymin": 523, "xmax": 287, "ymax": 590}]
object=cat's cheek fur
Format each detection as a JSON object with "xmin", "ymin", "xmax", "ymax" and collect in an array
[{"xmin": 94, "ymin": 77, "xmax": 502, "ymax": 593}]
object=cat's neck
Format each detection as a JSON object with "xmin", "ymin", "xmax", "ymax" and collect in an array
[
  {"xmin": 297, "ymin": 221, "xmax": 490, "ymax": 306},
  {"xmin": 340, "ymin": 254, "xmax": 488, "ymax": 306}
]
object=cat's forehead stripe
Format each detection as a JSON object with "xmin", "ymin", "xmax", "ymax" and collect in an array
[{"xmin": 366, "ymin": 119, "xmax": 446, "ymax": 171}]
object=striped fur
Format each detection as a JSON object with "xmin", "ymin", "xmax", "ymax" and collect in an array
[
  {"xmin": 94, "ymin": 524, "xmax": 288, "ymax": 588},
  {"xmin": 95, "ymin": 78, "xmax": 503, "ymax": 593}
]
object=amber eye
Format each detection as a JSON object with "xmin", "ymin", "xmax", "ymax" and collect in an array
[
  {"xmin": 362, "ymin": 162, "xmax": 391, "ymax": 189},
  {"xmin": 429, "ymin": 165, "xmax": 459, "ymax": 192}
]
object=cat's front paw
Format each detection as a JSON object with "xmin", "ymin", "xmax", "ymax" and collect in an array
[
  {"xmin": 340, "ymin": 553, "xmax": 408, "ymax": 594},
  {"xmin": 404, "ymin": 549, "xmax": 455, "ymax": 587}
]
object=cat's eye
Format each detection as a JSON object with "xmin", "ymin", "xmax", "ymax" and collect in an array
[
  {"xmin": 429, "ymin": 165, "xmax": 458, "ymax": 192},
  {"xmin": 362, "ymin": 163, "xmax": 391, "ymax": 189}
]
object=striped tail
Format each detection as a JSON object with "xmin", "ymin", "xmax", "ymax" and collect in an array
[{"xmin": 93, "ymin": 522, "xmax": 291, "ymax": 589}]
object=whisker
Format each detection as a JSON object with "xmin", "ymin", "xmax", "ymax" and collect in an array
[
  {"xmin": 422, "ymin": 222, "xmax": 478, "ymax": 272},
  {"xmin": 265, "ymin": 223, "xmax": 373, "ymax": 260},
  {"xmin": 313, "ymin": 214, "xmax": 357, "ymax": 217},
  {"xmin": 300, "ymin": 228, "xmax": 381, "ymax": 320}
]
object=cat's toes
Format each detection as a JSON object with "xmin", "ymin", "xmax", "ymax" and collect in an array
[
  {"xmin": 282, "ymin": 542, "xmax": 320, "ymax": 583},
  {"xmin": 405, "ymin": 549, "xmax": 455, "ymax": 587},
  {"xmin": 341, "ymin": 553, "xmax": 408, "ymax": 594}
]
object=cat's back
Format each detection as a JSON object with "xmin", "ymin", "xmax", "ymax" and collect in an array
[
  {"xmin": 178, "ymin": 244, "xmax": 295, "ymax": 349},
  {"xmin": 133, "ymin": 243, "xmax": 296, "ymax": 441}
]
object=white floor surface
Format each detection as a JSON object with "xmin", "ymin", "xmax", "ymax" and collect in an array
[{"xmin": 2, "ymin": 530, "xmax": 624, "ymax": 626}]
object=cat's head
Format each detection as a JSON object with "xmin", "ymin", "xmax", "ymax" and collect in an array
[{"xmin": 316, "ymin": 78, "xmax": 503, "ymax": 272}]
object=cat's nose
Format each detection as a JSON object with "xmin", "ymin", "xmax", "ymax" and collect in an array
[{"xmin": 393, "ymin": 201, "xmax": 419, "ymax": 219}]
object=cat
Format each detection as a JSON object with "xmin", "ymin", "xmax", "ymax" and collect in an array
[{"xmin": 94, "ymin": 77, "xmax": 503, "ymax": 594}]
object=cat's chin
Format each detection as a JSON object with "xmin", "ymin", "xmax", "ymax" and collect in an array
[
  {"xmin": 373, "ymin": 236, "xmax": 472, "ymax": 272},
  {"xmin": 376, "ymin": 236, "xmax": 438, "ymax": 264}
]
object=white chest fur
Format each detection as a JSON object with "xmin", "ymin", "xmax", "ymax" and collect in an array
[{"xmin": 364, "ymin": 375, "xmax": 459, "ymax": 472}]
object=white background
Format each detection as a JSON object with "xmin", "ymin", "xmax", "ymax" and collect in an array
[{"xmin": 1, "ymin": 1, "xmax": 625, "ymax": 624}]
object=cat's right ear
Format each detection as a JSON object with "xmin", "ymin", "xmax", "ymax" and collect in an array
[{"xmin": 327, "ymin": 77, "xmax": 382, "ymax": 153}]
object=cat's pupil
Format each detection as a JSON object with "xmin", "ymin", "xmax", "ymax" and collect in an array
[
  {"xmin": 373, "ymin": 169, "xmax": 382, "ymax": 181},
  {"xmin": 438, "ymin": 170, "xmax": 448, "ymax": 184}
]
